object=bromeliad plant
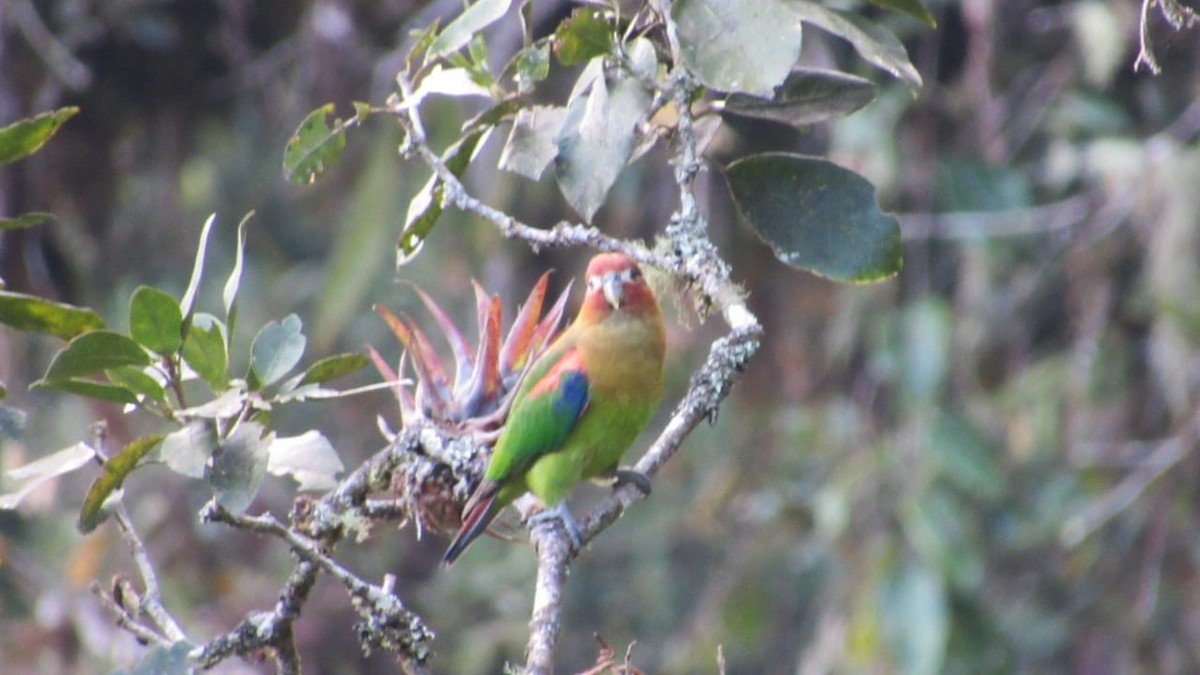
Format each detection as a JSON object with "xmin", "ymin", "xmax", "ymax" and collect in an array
[
  {"xmin": 371, "ymin": 272, "xmax": 572, "ymax": 535},
  {"xmin": 374, "ymin": 273, "xmax": 571, "ymax": 429}
]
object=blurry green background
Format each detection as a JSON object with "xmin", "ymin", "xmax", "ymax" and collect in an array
[{"xmin": 2, "ymin": 1, "xmax": 1200, "ymax": 673}]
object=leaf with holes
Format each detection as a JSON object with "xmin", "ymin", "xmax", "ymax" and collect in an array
[
  {"xmin": 726, "ymin": 153, "xmax": 902, "ymax": 282},
  {"xmin": 283, "ymin": 104, "xmax": 347, "ymax": 185}
]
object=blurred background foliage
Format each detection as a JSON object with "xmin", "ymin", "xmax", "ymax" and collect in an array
[{"xmin": 2, "ymin": 0, "xmax": 1200, "ymax": 673}]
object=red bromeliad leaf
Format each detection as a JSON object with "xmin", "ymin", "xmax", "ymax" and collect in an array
[
  {"xmin": 367, "ymin": 344, "xmax": 398, "ymax": 383},
  {"xmin": 499, "ymin": 271, "xmax": 550, "ymax": 381},
  {"xmin": 375, "ymin": 305, "xmax": 451, "ymax": 414},
  {"xmin": 530, "ymin": 280, "xmax": 573, "ymax": 359},
  {"xmin": 408, "ymin": 283, "xmax": 475, "ymax": 393},
  {"xmin": 460, "ymin": 292, "xmax": 503, "ymax": 419}
]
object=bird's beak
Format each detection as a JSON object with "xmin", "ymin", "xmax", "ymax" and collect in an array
[{"xmin": 602, "ymin": 273, "xmax": 624, "ymax": 309}]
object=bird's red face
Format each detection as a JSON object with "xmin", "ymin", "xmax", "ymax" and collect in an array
[{"xmin": 582, "ymin": 253, "xmax": 656, "ymax": 316}]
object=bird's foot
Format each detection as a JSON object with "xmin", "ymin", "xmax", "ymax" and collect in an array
[
  {"xmin": 527, "ymin": 503, "xmax": 583, "ymax": 552},
  {"xmin": 612, "ymin": 468, "xmax": 652, "ymax": 496}
]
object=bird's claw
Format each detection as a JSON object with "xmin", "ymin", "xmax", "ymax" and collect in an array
[
  {"xmin": 613, "ymin": 468, "xmax": 652, "ymax": 496},
  {"xmin": 527, "ymin": 503, "xmax": 583, "ymax": 552}
]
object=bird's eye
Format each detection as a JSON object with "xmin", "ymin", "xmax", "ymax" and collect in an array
[
  {"xmin": 587, "ymin": 276, "xmax": 602, "ymax": 291},
  {"xmin": 628, "ymin": 267, "xmax": 641, "ymax": 280}
]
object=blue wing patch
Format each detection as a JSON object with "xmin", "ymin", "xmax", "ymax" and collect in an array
[{"xmin": 553, "ymin": 370, "xmax": 590, "ymax": 420}]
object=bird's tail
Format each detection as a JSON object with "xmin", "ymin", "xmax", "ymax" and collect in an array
[{"xmin": 443, "ymin": 488, "xmax": 501, "ymax": 566}]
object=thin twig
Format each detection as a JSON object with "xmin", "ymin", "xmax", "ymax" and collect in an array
[
  {"xmin": 90, "ymin": 582, "xmax": 171, "ymax": 647},
  {"xmin": 113, "ymin": 506, "xmax": 189, "ymax": 642}
]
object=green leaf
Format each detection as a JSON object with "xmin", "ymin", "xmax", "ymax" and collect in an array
[
  {"xmin": 725, "ymin": 153, "xmax": 903, "ymax": 282},
  {"xmin": 0, "ymin": 290, "xmax": 104, "ymax": 339},
  {"xmin": 157, "ymin": 421, "xmax": 218, "ymax": 478},
  {"xmin": 182, "ymin": 313, "xmax": 228, "ymax": 391},
  {"xmin": 672, "ymin": 0, "xmax": 803, "ymax": 96},
  {"xmin": 38, "ymin": 330, "xmax": 151, "ymax": 381},
  {"xmin": 267, "ymin": 430, "xmax": 344, "ymax": 491},
  {"xmin": 223, "ymin": 211, "xmax": 252, "ymax": 351},
  {"xmin": 105, "ymin": 366, "xmax": 167, "ymax": 405},
  {"xmin": 250, "ymin": 314, "xmax": 306, "ymax": 388},
  {"xmin": 129, "ymin": 286, "xmax": 183, "ymax": 355},
  {"xmin": 512, "ymin": 42, "xmax": 551, "ymax": 93},
  {"xmin": 0, "ymin": 212, "xmax": 54, "ymax": 231},
  {"xmin": 283, "ymin": 104, "xmax": 348, "ymax": 185},
  {"xmin": 180, "ymin": 213, "xmax": 216, "ymax": 319},
  {"xmin": 0, "ymin": 107, "xmax": 79, "ymax": 165},
  {"xmin": 554, "ymin": 7, "xmax": 612, "ymax": 66},
  {"xmin": 0, "ymin": 442, "xmax": 93, "ymax": 510},
  {"xmin": 407, "ymin": 18, "xmax": 442, "ymax": 66},
  {"xmin": 787, "ymin": 2, "xmax": 923, "ymax": 92},
  {"xmin": 300, "ymin": 353, "xmax": 368, "ymax": 385},
  {"xmin": 207, "ymin": 422, "xmax": 269, "ymax": 513},
  {"xmin": 427, "ymin": 0, "xmax": 513, "ymax": 61},
  {"xmin": 880, "ymin": 557, "xmax": 948, "ymax": 675},
  {"xmin": 223, "ymin": 211, "xmax": 252, "ymax": 316},
  {"xmin": 555, "ymin": 44, "xmax": 655, "ymax": 221},
  {"xmin": 723, "ymin": 68, "xmax": 877, "ymax": 127},
  {"xmin": 868, "ymin": 0, "xmax": 937, "ymax": 28},
  {"xmin": 77, "ymin": 434, "xmax": 165, "ymax": 533},
  {"xmin": 499, "ymin": 105, "xmax": 569, "ymax": 180},
  {"xmin": 33, "ymin": 378, "xmax": 140, "ymax": 404},
  {"xmin": 398, "ymin": 127, "xmax": 491, "ymax": 264}
]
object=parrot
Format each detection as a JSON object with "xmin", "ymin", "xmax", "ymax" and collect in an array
[{"xmin": 443, "ymin": 252, "xmax": 666, "ymax": 565}]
